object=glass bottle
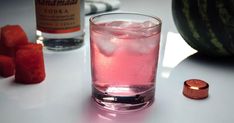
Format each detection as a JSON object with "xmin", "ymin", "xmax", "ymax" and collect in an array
[{"xmin": 35, "ymin": 0, "xmax": 85, "ymax": 51}]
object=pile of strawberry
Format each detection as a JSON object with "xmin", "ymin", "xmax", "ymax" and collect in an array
[{"xmin": 0, "ymin": 25, "xmax": 45, "ymax": 84}]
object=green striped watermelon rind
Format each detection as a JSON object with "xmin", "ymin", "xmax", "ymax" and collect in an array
[{"xmin": 172, "ymin": 0, "xmax": 234, "ymax": 57}]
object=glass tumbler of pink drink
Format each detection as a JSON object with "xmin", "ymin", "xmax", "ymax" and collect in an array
[{"xmin": 90, "ymin": 13, "xmax": 162, "ymax": 111}]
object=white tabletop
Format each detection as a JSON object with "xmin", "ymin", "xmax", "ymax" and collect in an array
[{"xmin": 1, "ymin": 0, "xmax": 234, "ymax": 123}]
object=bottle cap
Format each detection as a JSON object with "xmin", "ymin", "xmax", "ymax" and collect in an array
[{"xmin": 183, "ymin": 79, "xmax": 209, "ymax": 99}]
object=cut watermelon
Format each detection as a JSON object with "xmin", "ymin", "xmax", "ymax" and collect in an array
[
  {"xmin": 0, "ymin": 45, "xmax": 15, "ymax": 57},
  {"xmin": 15, "ymin": 43, "xmax": 45, "ymax": 84},
  {"xmin": 0, "ymin": 55, "xmax": 15, "ymax": 77},
  {"xmin": 0, "ymin": 27, "xmax": 1, "ymax": 41},
  {"xmin": 1, "ymin": 25, "xmax": 28, "ymax": 48},
  {"xmin": 16, "ymin": 43, "xmax": 42, "ymax": 51}
]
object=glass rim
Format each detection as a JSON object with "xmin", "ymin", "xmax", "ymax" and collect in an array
[{"xmin": 89, "ymin": 12, "xmax": 162, "ymax": 30}]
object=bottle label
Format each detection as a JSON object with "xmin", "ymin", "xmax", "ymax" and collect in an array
[{"xmin": 35, "ymin": 0, "xmax": 81, "ymax": 33}]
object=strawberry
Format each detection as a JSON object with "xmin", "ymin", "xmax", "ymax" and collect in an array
[
  {"xmin": 0, "ymin": 55, "xmax": 15, "ymax": 77},
  {"xmin": 1, "ymin": 25, "xmax": 28, "ymax": 48},
  {"xmin": 15, "ymin": 43, "xmax": 45, "ymax": 84}
]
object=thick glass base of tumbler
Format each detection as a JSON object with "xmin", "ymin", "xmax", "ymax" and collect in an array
[{"xmin": 92, "ymin": 85, "xmax": 155, "ymax": 112}]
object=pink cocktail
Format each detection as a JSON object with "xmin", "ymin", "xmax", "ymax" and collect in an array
[{"xmin": 90, "ymin": 13, "xmax": 162, "ymax": 111}]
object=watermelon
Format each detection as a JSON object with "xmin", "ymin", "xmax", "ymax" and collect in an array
[
  {"xmin": 1, "ymin": 25, "xmax": 28, "ymax": 48},
  {"xmin": 0, "ymin": 55, "xmax": 15, "ymax": 77},
  {"xmin": 172, "ymin": 0, "xmax": 234, "ymax": 56},
  {"xmin": 0, "ymin": 45, "xmax": 15, "ymax": 57},
  {"xmin": 15, "ymin": 43, "xmax": 46, "ymax": 84},
  {"xmin": 0, "ymin": 25, "xmax": 29, "ymax": 57}
]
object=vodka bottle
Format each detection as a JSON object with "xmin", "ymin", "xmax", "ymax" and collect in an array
[{"xmin": 35, "ymin": 0, "xmax": 85, "ymax": 51}]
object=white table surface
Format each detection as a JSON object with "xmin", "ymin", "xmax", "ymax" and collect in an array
[{"xmin": 1, "ymin": 0, "xmax": 234, "ymax": 123}]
